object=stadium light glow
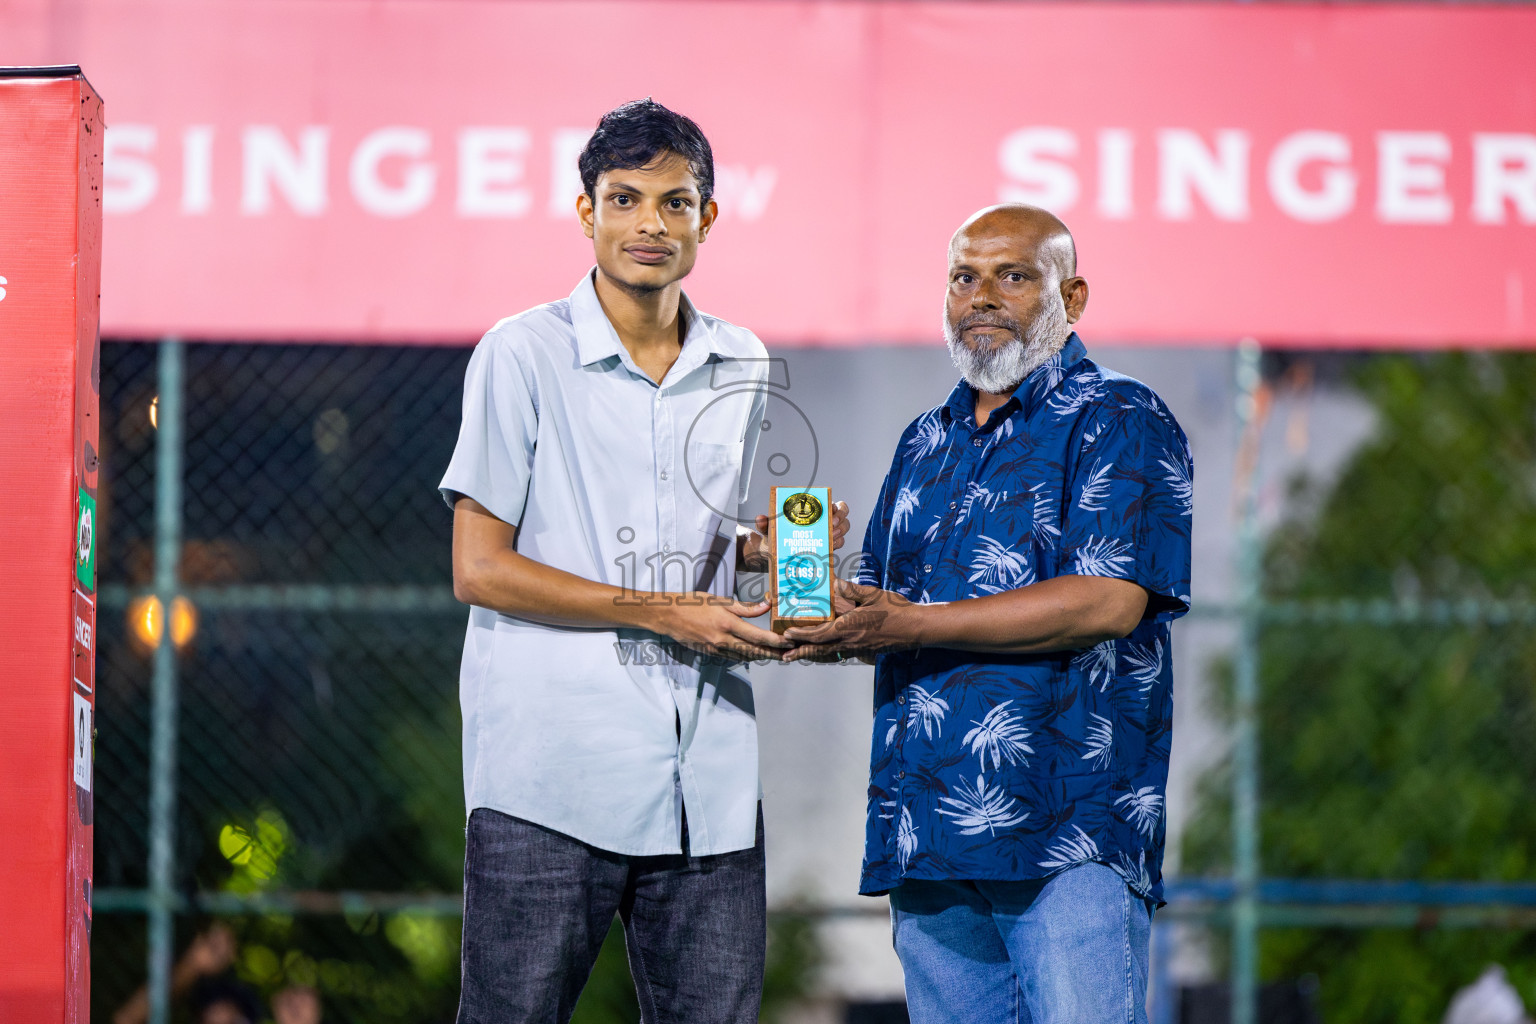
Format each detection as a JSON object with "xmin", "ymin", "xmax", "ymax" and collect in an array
[{"xmin": 128, "ymin": 594, "xmax": 197, "ymax": 650}]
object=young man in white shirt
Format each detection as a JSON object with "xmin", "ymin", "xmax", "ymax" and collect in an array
[{"xmin": 440, "ymin": 99, "xmax": 846, "ymax": 1024}]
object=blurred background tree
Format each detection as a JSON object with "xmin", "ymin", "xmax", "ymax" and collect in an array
[{"xmin": 1183, "ymin": 352, "xmax": 1536, "ymax": 1023}]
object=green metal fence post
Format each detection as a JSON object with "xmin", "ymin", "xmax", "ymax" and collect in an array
[
  {"xmin": 147, "ymin": 338, "xmax": 185, "ymax": 1024},
  {"xmin": 1231, "ymin": 339, "xmax": 1263, "ymax": 1024}
]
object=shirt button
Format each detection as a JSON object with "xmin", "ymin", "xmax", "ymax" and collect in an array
[
  {"xmin": 896, "ymin": 693, "xmax": 906, "ymax": 704},
  {"xmin": 660, "ymin": 470, "xmax": 668, "ymax": 480},
  {"xmin": 663, "ymin": 543, "xmax": 671, "ymax": 552},
  {"xmin": 923, "ymin": 564, "xmax": 933, "ymax": 573},
  {"xmin": 948, "ymin": 501, "xmax": 957, "ymax": 510},
  {"xmin": 971, "ymin": 437, "xmax": 984, "ymax": 448},
  {"xmin": 896, "ymin": 771, "xmax": 906, "ymax": 780}
]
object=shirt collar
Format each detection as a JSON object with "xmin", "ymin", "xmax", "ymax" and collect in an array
[
  {"xmin": 569, "ymin": 269, "xmax": 724, "ymax": 376},
  {"xmin": 941, "ymin": 332, "xmax": 1089, "ymax": 427}
]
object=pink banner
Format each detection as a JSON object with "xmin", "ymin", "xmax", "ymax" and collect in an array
[{"xmin": 5, "ymin": 0, "xmax": 1535, "ymax": 346}]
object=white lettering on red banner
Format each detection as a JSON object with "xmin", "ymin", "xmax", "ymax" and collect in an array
[{"xmin": 9, "ymin": 1, "xmax": 1536, "ymax": 346}]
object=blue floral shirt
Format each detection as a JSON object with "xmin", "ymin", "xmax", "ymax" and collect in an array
[{"xmin": 856, "ymin": 334, "xmax": 1192, "ymax": 904}]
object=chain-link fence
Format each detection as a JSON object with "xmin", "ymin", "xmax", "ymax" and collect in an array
[
  {"xmin": 94, "ymin": 341, "xmax": 471, "ymax": 1023},
  {"xmin": 90, "ymin": 339, "xmax": 1536, "ymax": 1024},
  {"xmin": 1167, "ymin": 346, "xmax": 1536, "ymax": 1024}
]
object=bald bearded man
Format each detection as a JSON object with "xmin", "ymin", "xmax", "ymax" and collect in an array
[{"xmin": 784, "ymin": 206, "xmax": 1193, "ymax": 1023}]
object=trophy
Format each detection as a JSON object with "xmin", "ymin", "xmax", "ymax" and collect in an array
[{"xmin": 768, "ymin": 486, "xmax": 836, "ymax": 633}]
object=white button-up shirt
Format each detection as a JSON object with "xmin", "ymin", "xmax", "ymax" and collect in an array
[{"xmin": 440, "ymin": 271, "xmax": 770, "ymax": 856}]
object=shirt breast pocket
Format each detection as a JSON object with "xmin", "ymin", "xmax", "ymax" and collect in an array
[{"xmin": 684, "ymin": 440, "xmax": 741, "ymax": 529}]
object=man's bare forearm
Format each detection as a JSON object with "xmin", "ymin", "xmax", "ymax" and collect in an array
[
  {"xmin": 454, "ymin": 501, "xmax": 786, "ymax": 659},
  {"xmin": 456, "ymin": 542, "xmax": 670, "ymax": 630},
  {"xmin": 453, "ymin": 499, "xmax": 697, "ymax": 632},
  {"xmin": 895, "ymin": 576, "xmax": 1149, "ymax": 654}
]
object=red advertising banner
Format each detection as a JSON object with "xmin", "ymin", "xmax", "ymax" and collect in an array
[
  {"xmin": 0, "ymin": 68, "xmax": 102, "ymax": 1023},
  {"xmin": 3, "ymin": 0, "xmax": 1535, "ymax": 346}
]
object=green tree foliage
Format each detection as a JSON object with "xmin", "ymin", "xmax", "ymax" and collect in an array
[{"xmin": 1183, "ymin": 353, "xmax": 1536, "ymax": 1023}]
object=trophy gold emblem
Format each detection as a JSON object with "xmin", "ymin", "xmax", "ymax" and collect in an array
[
  {"xmin": 768, "ymin": 486, "xmax": 835, "ymax": 633},
  {"xmin": 782, "ymin": 491, "xmax": 823, "ymax": 528}
]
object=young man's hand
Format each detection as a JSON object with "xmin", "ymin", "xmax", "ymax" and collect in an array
[
  {"xmin": 781, "ymin": 578, "xmax": 922, "ymax": 663},
  {"xmin": 740, "ymin": 500, "xmax": 850, "ymax": 572},
  {"xmin": 656, "ymin": 595, "xmax": 792, "ymax": 662}
]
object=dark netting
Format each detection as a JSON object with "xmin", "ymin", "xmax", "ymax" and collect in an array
[
  {"xmin": 1177, "ymin": 351, "xmax": 1536, "ymax": 1023},
  {"xmin": 90, "ymin": 340, "xmax": 1536, "ymax": 1024},
  {"xmin": 92, "ymin": 339, "xmax": 819, "ymax": 1024},
  {"xmin": 94, "ymin": 342, "xmax": 471, "ymax": 1023},
  {"xmin": 100, "ymin": 343, "xmax": 472, "ymax": 589}
]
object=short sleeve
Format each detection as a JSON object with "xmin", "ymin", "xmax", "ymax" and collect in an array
[
  {"xmin": 439, "ymin": 333, "xmax": 538, "ymax": 527},
  {"xmin": 855, "ymin": 444, "xmax": 905, "ymax": 588},
  {"xmin": 1059, "ymin": 397, "xmax": 1192, "ymax": 620}
]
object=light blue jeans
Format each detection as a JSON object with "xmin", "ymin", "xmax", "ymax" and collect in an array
[{"xmin": 890, "ymin": 862, "xmax": 1151, "ymax": 1024}]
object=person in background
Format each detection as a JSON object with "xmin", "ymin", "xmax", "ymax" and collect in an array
[
  {"xmin": 270, "ymin": 985, "xmax": 323, "ymax": 1024},
  {"xmin": 113, "ymin": 923, "xmax": 242, "ymax": 1024},
  {"xmin": 1443, "ymin": 966, "xmax": 1531, "ymax": 1024},
  {"xmin": 187, "ymin": 975, "xmax": 264, "ymax": 1024},
  {"xmin": 112, "ymin": 922, "xmax": 323, "ymax": 1024}
]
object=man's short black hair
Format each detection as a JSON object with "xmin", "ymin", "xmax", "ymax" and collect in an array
[
  {"xmin": 579, "ymin": 99, "xmax": 714, "ymax": 203},
  {"xmin": 190, "ymin": 975, "xmax": 262, "ymax": 1024}
]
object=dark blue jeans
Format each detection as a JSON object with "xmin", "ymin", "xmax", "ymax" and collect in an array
[{"xmin": 456, "ymin": 806, "xmax": 765, "ymax": 1024}]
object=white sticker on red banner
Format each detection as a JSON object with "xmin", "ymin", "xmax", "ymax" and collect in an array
[{"xmin": 72, "ymin": 693, "xmax": 93, "ymax": 792}]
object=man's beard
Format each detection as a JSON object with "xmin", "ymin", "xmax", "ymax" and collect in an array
[
  {"xmin": 610, "ymin": 274, "xmax": 665, "ymax": 299},
  {"xmin": 944, "ymin": 297, "xmax": 1068, "ymax": 394}
]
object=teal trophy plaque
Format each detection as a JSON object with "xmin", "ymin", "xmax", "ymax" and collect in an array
[{"xmin": 769, "ymin": 486, "xmax": 835, "ymax": 633}]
